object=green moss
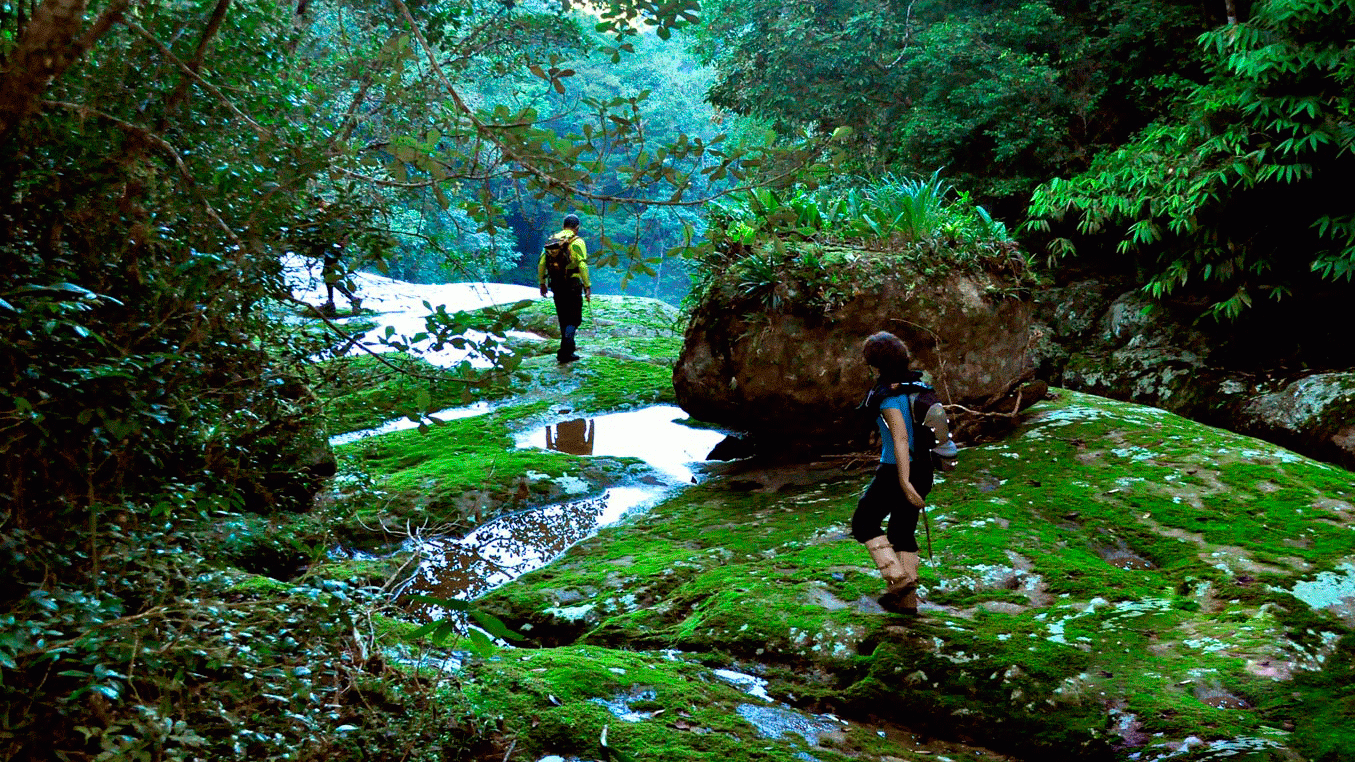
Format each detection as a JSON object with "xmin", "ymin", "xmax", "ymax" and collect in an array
[
  {"xmin": 260, "ymin": 282, "xmax": 1355, "ymax": 762},
  {"xmin": 314, "ymin": 352, "xmax": 515, "ymax": 434},
  {"xmin": 462, "ymin": 643, "xmax": 1000, "ymax": 762},
  {"xmin": 227, "ymin": 573, "xmax": 293, "ymax": 595},
  {"xmin": 309, "ymin": 553, "xmax": 415, "ymax": 588},
  {"xmin": 567, "ymin": 355, "xmax": 678, "ymax": 410},
  {"xmin": 472, "ymin": 389, "xmax": 1355, "ymax": 760},
  {"xmin": 331, "ymin": 401, "xmax": 645, "ymax": 534}
]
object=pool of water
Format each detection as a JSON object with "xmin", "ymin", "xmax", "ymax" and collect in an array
[
  {"xmin": 378, "ymin": 404, "xmax": 728, "ymax": 618},
  {"xmin": 514, "ymin": 404, "xmax": 728, "ymax": 484}
]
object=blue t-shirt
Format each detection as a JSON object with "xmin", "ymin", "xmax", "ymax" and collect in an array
[{"xmin": 877, "ymin": 394, "xmax": 912, "ymax": 465}]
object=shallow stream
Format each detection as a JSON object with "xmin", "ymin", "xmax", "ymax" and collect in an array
[{"xmin": 336, "ymin": 403, "xmax": 727, "ymax": 617}]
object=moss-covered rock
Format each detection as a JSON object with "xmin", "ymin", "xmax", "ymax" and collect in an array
[
  {"xmin": 279, "ymin": 282, "xmax": 1353, "ymax": 761},
  {"xmin": 316, "ymin": 295, "xmax": 687, "ymax": 547},
  {"xmin": 314, "ymin": 351, "xmax": 517, "ymax": 436},
  {"xmin": 477, "ymin": 389, "xmax": 1355, "ymax": 761},
  {"xmin": 1033, "ymin": 280, "xmax": 1355, "ymax": 472}
]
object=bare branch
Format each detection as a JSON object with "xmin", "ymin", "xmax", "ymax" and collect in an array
[
  {"xmin": 884, "ymin": 0, "xmax": 917, "ymax": 69},
  {"xmin": 281, "ymin": 295, "xmax": 510, "ymax": 388}
]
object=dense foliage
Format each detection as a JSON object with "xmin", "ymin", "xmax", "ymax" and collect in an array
[
  {"xmin": 692, "ymin": 0, "xmax": 1224, "ymax": 209},
  {"xmin": 476, "ymin": 29, "xmax": 737, "ymax": 302},
  {"xmin": 1026, "ymin": 0, "xmax": 1355, "ymax": 321},
  {"xmin": 692, "ymin": 172, "xmax": 1030, "ymax": 315},
  {"xmin": 3, "ymin": 0, "xmax": 1352, "ymax": 757},
  {"xmin": 0, "ymin": 1, "xmax": 820, "ymax": 758}
]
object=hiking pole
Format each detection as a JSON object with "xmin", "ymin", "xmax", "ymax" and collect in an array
[{"xmin": 922, "ymin": 505, "xmax": 934, "ymax": 564}]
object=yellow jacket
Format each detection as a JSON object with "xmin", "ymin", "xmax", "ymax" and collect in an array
[{"xmin": 538, "ymin": 230, "xmax": 590, "ymax": 289}]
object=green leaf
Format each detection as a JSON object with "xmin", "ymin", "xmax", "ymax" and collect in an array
[
  {"xmin": 464, "ymin": 628, "xmax": 496, "ymax": 657},
  {"xmin": 408, "ymin": 595, "xmax": 471, "ymax": 612}
]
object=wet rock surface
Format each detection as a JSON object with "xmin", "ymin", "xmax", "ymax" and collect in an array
[
  {"xmin": 479, "ymin": 389, "xmax": 1355, "ymax": 761},
  {"xmin": 1033, "ymin": 279, "xmax": 1355, "ymax": 471},
  {"xmin": 302, "ymin": 268, "xmax": 1354, "ymax": 762}
]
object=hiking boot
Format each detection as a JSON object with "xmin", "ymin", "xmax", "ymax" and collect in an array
[
  {"xmin": 865, "ymin": 536, "xmax": 911, "ymax": 611},
  {"xmin": 878, "ymin": 550, "xmax": 920, "ymax": 614},
  {"xmin": 557, "ymin": 353, "xmax": 581, "ymax": 364}
]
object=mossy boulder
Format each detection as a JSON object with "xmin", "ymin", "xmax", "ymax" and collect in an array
[
  {"xmin": 1237, "ymin": 372, "xmax": 1355, "ymax": 471},
  {"xmin": 673, "ymin": 244, "xmax": 1043, "ymax": 448},
  {"xmin": 1034, "ymin": 281, "xmax": 1355, "ymax": 471}
]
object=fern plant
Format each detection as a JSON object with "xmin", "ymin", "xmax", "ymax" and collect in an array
[
  {"xmin": 859, "ymin": 170, "xmax": 952, "ymax": 244},
  {"xmin": 695, "ymin": 170, "xmax": 1027, "ymax": 312},
  {"xmin": 709, "ymin": 170, "xmax": 1008, "ymax": 249}
]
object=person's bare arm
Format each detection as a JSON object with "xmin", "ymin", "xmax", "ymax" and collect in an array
[{"xmin": 882, "ymin": 407, "xmax": 926, "ymax": 508}]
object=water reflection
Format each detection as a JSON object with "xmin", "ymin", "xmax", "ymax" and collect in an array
[
  {"xmin": 399, "ymin": 485, "xmax": 665, "ymax": 620},
  {"xmin": 516, "ymin": 405, "xmax": 727, "ymax": 484},
  {"xmin": 546, "ymin": 418, "xmax": 594, "ymax": 455}
]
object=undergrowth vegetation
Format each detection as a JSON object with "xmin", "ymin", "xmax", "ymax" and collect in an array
[
  {"xmin": 0, "ymin": 498, "xmax": 502, "ymax": 761},
  {"xmin": 689, "ymin": 172, "xmax": 1032, "ymax": 315},
  {"xmin": 709, "ymin": 172, "xmax": 1012, "ymax": 250},
  {"xmin": 1024, "ymin": 0, "xmax": 1355, "ymax": 321}
]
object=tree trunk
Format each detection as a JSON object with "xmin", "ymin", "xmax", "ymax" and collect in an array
[{"xmin": 0, "ymin": 0, "xmax": 126, "ymax": 147}]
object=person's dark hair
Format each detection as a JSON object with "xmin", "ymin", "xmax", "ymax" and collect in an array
[
  {"xmin": 563, "ymin": 213, "xmax": 581, "ymax": 230},
  {"xmin": 863, "ymin": 331, "xmax": 911, "ymax": 382}
]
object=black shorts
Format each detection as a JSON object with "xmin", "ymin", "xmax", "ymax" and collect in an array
[{"xmin": 850, "ymin": 462, "xmax": 932, "ymax": 552}]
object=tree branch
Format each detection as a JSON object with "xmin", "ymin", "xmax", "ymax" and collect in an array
[
  {"xmin": 41, "ymin": 99, "xmax": 241, "ymax": 246},
  {"xmin": 120, "ymin": 16, "xmax": 268, "ymax": 138},
  {"xmin": 387, "ymin": 0, "xmax": 827, "ymax": 209},
  {"xmin": 157, "ymin": 0, "xmax": 233, "ymax": 131},
  {"xmin": 884, "ymin": 0, "xmax": 916, "ymax": 69}
]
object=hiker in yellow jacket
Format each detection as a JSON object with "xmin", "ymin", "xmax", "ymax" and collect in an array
[{"xmin": 537, "ymin": 213, "xmax": 592, "ymax": 364}]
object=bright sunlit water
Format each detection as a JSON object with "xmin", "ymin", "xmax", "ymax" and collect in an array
[{"xmin": 514, "ymin": 404, "xmax": 727, "ymax": 484}]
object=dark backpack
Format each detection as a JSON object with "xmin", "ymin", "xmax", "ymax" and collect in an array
[
  {"xmin": 543, "ymin": 234, "xmax": 577, "ymax": 288},
  {"xmin": 864, "ymin": 381, "xmax": 957, "ymax": 474}
]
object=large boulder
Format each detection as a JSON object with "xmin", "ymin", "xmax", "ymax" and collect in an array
[
  {"xmin": 1238, "ymin": 372, "xmax": 1355, "ymax": 469},
  {"xmin": 673, "ymin": 245, "xmax": 1044, "ymax": 448},
  {"xmin": 1032, "ymin": 278, "xmax": 1355, "ymax": 471}
]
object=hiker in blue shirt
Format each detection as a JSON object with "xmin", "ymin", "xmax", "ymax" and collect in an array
[{"xmin": 854, "ymin": 331, "xmax": 956, "ymax": 615}]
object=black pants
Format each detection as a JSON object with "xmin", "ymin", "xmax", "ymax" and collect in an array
[
  {"xmin": 552, "ymin": 283, "xmax": 583, "ymax": 359},
  {"xmin": 851, "ymin": 463, "xmax": 933, "ymax": 552}
]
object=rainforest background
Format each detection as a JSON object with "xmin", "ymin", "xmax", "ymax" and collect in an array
[{"xmin": 1, "ymin": 0, "xmax": 1352, "ymax": 759}]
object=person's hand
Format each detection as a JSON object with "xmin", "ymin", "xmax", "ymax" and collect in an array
[
  {"xmin": 585, "ymin": 287, "xmax": 592, "ymax": 303},
  {"xmin": 539, "ymin": 284, "xmax": 548, "ymax": 297}
]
